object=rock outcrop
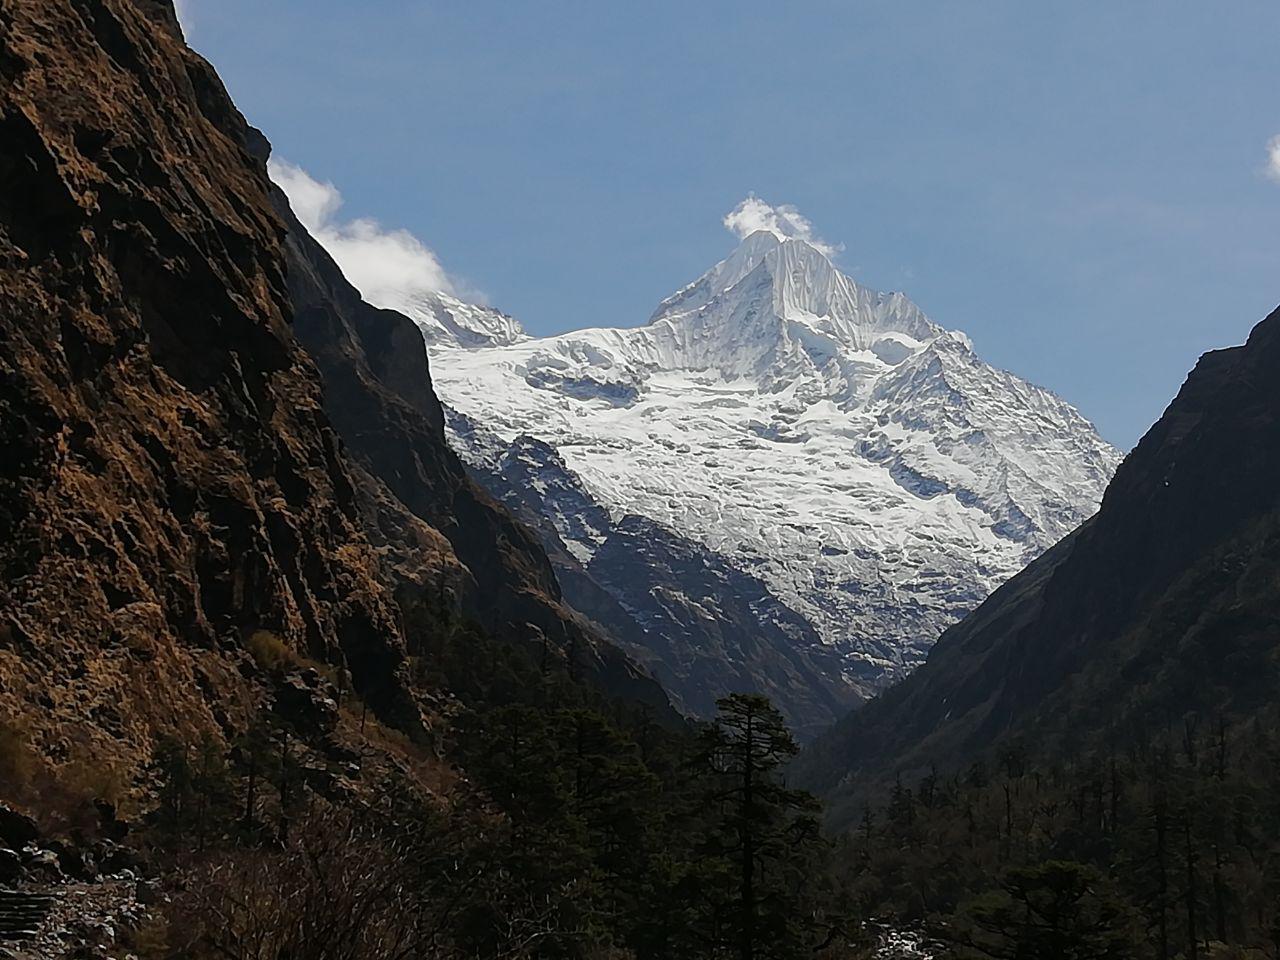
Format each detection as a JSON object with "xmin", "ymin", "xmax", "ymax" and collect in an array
[{"xmin": 0, "ymin": 0, "xmax": 414, "ymax": 784}]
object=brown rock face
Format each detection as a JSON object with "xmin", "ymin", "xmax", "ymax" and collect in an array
[
  {"xmin": 0, "ymin": 0, "xmax": 410, "ymax": 778},
  {"xmin": 0, "ymin": 0, "xmax": 674, "ymax": 798}
]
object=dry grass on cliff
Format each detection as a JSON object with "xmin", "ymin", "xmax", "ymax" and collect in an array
[
  {"xmin": 245, "ymin": 630, "xmax": 297, "ymax": 671},
  {"xmin": 0, "ymin": 714, "xmax": 130, "ymax": 832},
  {"xmin": 0, "ymin": 716, "xmax": 37, "ymax": 789}
]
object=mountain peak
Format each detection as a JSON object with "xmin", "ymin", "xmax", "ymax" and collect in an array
[
  {"xmin": 648, "ymin": 232, "xmax": 940, "ymax": 366},
  {"xmin": 428, "ymin": 224, "xmax": 1121, "ymax": 701},
  {"xmin": 721, "ymin": 196, "xmax": 842, "ymax": 259},
  {"xmin": 404, "ymin": 289, "xmax": 527, "ymax": 349},
  {"xmin": 743, "ymin": 227, "xmax": 785, "ymax": 245}
]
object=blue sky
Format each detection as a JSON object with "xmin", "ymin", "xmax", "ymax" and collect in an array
[{"xmin": 182, "ymin": 1, "xmax": 1279, "ymax": 448}]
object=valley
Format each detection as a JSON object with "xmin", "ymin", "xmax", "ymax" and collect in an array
[{"xmin": 0, "ymin": 2, "xmax": 1276, "ymax": 958}]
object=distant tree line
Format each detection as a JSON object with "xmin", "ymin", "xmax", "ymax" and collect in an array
[
  {"xmin": 840, "ymin": 710, "xmax": 1280, "ymax": 959},
  {"xmin": 136, "ymin": 576, "xmax": 1280, "ymax": 959}
]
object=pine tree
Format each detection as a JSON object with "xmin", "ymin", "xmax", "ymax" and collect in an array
[
  {"xmin": 193, "ymin": 732, "xmax": 231, "ymax": 852},
  {"xmin": 948, "ymin": 861, "xmax": 1136, "ymax": 960},
  {"xmin": 154, "ymin": 734, "xmax": 194, "ymax": 832},
  {"xmin": 234, "ymin": 717, "xmax": 273, "ymax": 834},
  {"xmin": 692, "ymin": 693, "xmax": 827, "ymax": 960}
]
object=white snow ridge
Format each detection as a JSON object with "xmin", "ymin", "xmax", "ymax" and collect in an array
[
  {"xmin": 402, "ymin": 290, "xmax": 527, "ymax": 349},
  {"xmin": 424, "ymin": 229, "xmax": 1121, "ymax": 693}
]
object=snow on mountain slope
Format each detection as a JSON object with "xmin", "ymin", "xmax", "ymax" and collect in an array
[
  {"xmin": 402, "ymin": 290, "xmax": 528, "ymax": 348},
  {"xmin": 429, "ymin": 230, "xmax": 1121, "ymax": 688},
  {"xmin": 446, "ymin": 409, "xmax": 862, "ymax": 739}
]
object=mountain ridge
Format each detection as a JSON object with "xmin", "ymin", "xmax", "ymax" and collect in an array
[{"xmin": 420, "ymin": 229, "xmax": 1120, "ymax": 723}]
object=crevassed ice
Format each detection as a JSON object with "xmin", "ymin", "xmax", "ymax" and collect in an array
[{"xmin": 425, "ymin": 231, "xmax": 1121, "ymax": 687}]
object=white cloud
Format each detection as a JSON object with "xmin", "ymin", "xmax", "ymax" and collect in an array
[
  {"xmin": 268, "ymin": 159, "xmax": 470, "ymax": 308},
  {"xmin": 1266, "ymin": 135, "xmax": 1280, "ymax": 183},
  {"xmin": 723, "ymin": 196, "xmax": 841, "ymax": 259}
]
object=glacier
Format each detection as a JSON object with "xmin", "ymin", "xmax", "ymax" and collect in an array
[{"xmin": 408, "ymin": 229, "xmax": 1121, "ymax": 707}]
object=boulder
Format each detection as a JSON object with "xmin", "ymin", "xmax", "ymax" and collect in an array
[
  {"xmin": 93, "ymin": 799, "xmax": 130, "ymax": 841},
  {"xmin": 24, "ymin": 848, "xmax": 63, "ymax": 882},
  {"xmin": 49, "ymin": 840, "xmax": 95, "ymax": 881},
  {"xmin": 0, "ymin": 805, "xmax": 38, "ymax": 850},
  {"xmin": 273, "ymin": 675, "xmax": 339, "ymax": 734},
  {"xmin": 93, "ymin": 840, "xmax": 140, "ymax": 876},
  {"xmin": 0, "ymin": 847, "xmax": 22, "ymax": 884}
]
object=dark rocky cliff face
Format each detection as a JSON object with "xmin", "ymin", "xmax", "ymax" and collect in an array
[
  {"xmin": 797, "ymin": 305, "xmax": 1280, "ymax": 826},
  {"xmin": 588, "ymin": 513, "xmax": 858, "ymax": 740},
  {"xmin": 446, "ymin": 423, "xmax": 861, "ymax": 740},
  {"xmin": 0, "ymin": 0, "xmax": 671, "ymax": 795},
  {"xmin": 0, "ymin": 0, "xmax": 416, "ymax": 774}
]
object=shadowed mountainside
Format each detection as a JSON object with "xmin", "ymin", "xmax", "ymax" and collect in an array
[
  {"xmin": 797, "ymin": 304, "xmax": 1280, "ymax": 826},
  {"xmin": 271, "ymin": 182, "xmax": 675, "ymax": 715},
  {"xmin": 451, "ymin": 428, "xmax": 860, "ymax": 740}
]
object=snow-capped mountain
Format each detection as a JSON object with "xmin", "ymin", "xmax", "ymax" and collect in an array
[
  {"xmin": 446, "ymin": 409, "xmax": 861, "ymax": 739},
  {"xmin": 423, "ymin": 229, "xmax": 1121, "ymax": 710},
  {"xmin": 402, "ymin": 289, "xmax": 527, "ymax": 349}
]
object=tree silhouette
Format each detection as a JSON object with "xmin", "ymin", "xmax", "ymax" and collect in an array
[
  {"xmin": 692, "ymin": 693, "xmax": 826, "ymax": 960},
  {"xmin": 947, "ymin": 861, "xmax": 1135, "ymax": 960}
]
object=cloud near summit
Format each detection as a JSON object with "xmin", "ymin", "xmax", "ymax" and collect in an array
[
  {"xmin": 723, "ymin": 196, "xmax": 841, "ymax": 259},
  {"xmin": 1266, "ymin": 135, "xmax": 1280, "ymax": 183},
  {"xmin": 269, "ymin": 159, "xmax": 475, "ymax": 309}
]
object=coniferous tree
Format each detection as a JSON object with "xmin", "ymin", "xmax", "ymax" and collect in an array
[
  {"xmin": 154, "ymin": 734, "xmax": 194, "ymax": 832},
  {"xmin": 691, "ymin": 693, "xmax": 828, "ymax": 960},
  {"xmin": 948, "ymin": 861, "xmax": 1136, "ymax": 960}
]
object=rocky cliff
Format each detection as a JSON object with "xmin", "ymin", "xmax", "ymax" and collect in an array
[
  {"xmin": 0, "ymin": 0, "xmax": 418, "ymax": 782},
  {"xmin": 0, "ymin": 0, "xmax": 670, "ymax": 813},
  {"xmin": 271, "ymin": 181, "xmax": 674, "ymax": 714}
]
